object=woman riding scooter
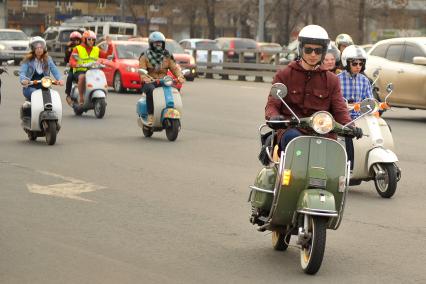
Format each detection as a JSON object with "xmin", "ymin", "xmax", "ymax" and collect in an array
[
  {"xmin": 139, "ymin": 31, "xmax": 185, "ymax": 126},
  {"xmin": 19, "ymin": 36, "xmax": 64, "ymax": 101},
  {"xmin": 337, "ymin": 45, "xmax": 373, "ymax": 170}
]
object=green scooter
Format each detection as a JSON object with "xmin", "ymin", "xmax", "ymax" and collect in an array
[{"xmin": 249, "ymin": 83, "xmax": 360, "ymax": 275}]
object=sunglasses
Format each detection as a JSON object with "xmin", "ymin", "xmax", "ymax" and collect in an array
[
  {"xmin": 350, "ymin": 61, "xmax": 364, "ymax": 67},
  {"xmin": 303, "ymin": 47, "xmax": 323, "ymax": 55}
]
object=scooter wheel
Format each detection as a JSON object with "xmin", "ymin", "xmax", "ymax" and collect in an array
[
  {"xmin": 374, "ymin": 163, "xmax": 398, "ymax": 198},
  {"xmin": 44, "ymin": 121, "xmax": 57, "ymax": 145},
  {"xmin": 165, "ymin": 120, "xmax": 180, "ymax": 141},
  {"xmin": 300, "ymin": 216, "xmax": 327, "ymax": 275},
  {"xmin": 272, "ymin": 231, "xmax": 291, "ymax": 251},
  {"xmin": 94, "ymin": 98, "xmax": 106, "ymax": 119}
]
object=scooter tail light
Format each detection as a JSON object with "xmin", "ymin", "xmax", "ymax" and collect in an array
[
  {"xmin": 281, "ymin": 169, "xmax": 291, "ymax": 186},
  {"xmin": 353, "ymin": 103, "xmax": 361, "ymax": 112}
]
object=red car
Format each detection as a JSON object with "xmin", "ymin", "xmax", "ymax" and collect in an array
[{"xmin": 98, "ymin": 40, "xmax": 149, "ymax": 92}]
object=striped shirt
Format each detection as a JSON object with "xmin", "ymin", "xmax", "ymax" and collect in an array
[{"xmin": 337, "ymin": 70, "xmax": 373, "ymax": 118}]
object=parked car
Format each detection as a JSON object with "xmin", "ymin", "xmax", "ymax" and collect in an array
[
  {"xmin": 364, "ymin": 37, "xmax": 426, "ymax": 110},
  {"xmin": 215, "ymin": 37, "xmax": 258, "ymax": 63},
  {"xmin": 129, "ymin": 37, "xmax": 197, "ymax": 81},
  {"xmin": 43, "ymin": 26, "xmax": 85, "ymax": 53},
  {"xmin": 0, "ymin": 29, "xmax": 30, "ymax": 65},
  {"xmin": 179, "ymin": 38, "xmax": 223, "ymax": 65},
  {"xmin": 257, "ymin": 42, "xmax": 282, "ymax": 63},
  {"xmin": 97, "ymin": 40, "xmax": 149, "ymax": 92}
]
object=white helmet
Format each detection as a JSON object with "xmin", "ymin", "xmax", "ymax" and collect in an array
[
  {"xmin": 297, "ymin": 25, "xmax": 330, "ymax": 61},
  {"xmin": 29, "ymin": 36, "xmax": 46, "ymax": 51},
  {"xmin": 341, "ymin": 45, "xmax": 367, "ymax": 67},
  {"xmin": 335, "ymin": 33, "xmax": 354, "ymax": 49}
]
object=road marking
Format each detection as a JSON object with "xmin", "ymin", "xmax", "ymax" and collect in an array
[{"xmin": 27, "ymin": 181, "xmax": 105, "ymax": 202}]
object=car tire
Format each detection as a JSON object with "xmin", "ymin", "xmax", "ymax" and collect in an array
[{"xmin": 113, "ymin": 71, "xmax": 124, "ymax": 93}]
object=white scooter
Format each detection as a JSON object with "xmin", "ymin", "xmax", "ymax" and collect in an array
[
  {"xmin": 15, "ymin": 71, "xmax": 62, "ymax": 145},
  {"xmin": 345, "ymin": 83, "xmax": 401, "ymax": 198},
  {"xmin": 69, "ymin": 61, "xmax": 107, "ymax": 118}
]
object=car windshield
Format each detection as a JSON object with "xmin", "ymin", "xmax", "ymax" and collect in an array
[
  {"xmin": 195, "ymin": 41, "xmax": 219, "ymax": 50},
  {"xmin": 0, "ymin": 31, "xmax": 28, "ymax": 40},
  {"xmin": 116, "ymin": 44, "xmax": 148, "ymax": 59},
  {"xmin": 59, "ymin": 30, "xmax": 78, "ymax": 43},
  {"xmin": 166, "ymin": 40, "xmax": 185, "ymax": 53}
]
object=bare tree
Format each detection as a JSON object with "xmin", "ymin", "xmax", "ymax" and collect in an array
[{"xmin": 204, "ymin": 0, "xmax": 216, "ymax": 39}]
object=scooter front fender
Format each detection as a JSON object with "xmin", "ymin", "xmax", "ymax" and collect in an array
[
  {"xmin": 296, "ymin": 189, "xmax": 338, "ymax": 217},
  {"xmin": 368, "ymin": 147, "xmax": 398, "ymax": 170},
  {"xmin": 91, "ymin": 89, "xmax": 107, "ymax": 100}
]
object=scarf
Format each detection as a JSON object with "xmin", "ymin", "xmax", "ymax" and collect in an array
[{"xmin": 146, "ymin": 47, "xmax": 165, "ymax": 70}]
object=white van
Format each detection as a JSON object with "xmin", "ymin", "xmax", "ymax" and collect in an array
[{"xmin": 62, "ymin": 21, "xmax": 137, "ymax": 38}]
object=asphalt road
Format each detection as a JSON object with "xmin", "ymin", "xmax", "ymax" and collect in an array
[{"xmin": 0, "ymin": 67, "xmax": 425, "ymax": 283}]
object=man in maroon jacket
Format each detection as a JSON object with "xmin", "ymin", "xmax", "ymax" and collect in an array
[{"xmin": 265, "ymin": 25, "xmax": 362, "ymax": 151}]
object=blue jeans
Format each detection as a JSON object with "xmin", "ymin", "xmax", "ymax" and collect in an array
[
  {"xmin": 23, "ymin": 87, "xmax": 38, "ymax": 101},
  {"xmin": 280, "ymin": 129, "xmax": 302, "ymax": 151}
]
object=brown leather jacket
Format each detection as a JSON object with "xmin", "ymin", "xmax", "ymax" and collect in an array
[
  {"xmin": 139, "ymin": 50, "xmax": 184, "ymax": 83},
  {"xmin": 265, "ymin": 60, "xmax": 351, "ymax": 142}
]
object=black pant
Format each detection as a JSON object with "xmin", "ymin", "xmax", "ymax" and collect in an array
[
  {"xmin": 345, "ymin": 136, "xmax": 354, "ymax": 170},
  {"xmin": 65, "ymin": 69, "xmax": 74, "ymax": 96},
  {"xmin": 141, "ymin": 83, "xmax": 158, "ymax": 114}
]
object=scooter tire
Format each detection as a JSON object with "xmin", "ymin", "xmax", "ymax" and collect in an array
[
  {"xmin": 300, "ymin": 216, "xmax": 327, "ymax": 275},
  {"xmin": 142, "ymin": 126, "xmax": 153, "ymax": 138},
  {"xmin": 165, "ymin": 120, "xmax": 180, "ymax": 141},
  {"xmin": 272, "ymin": 231, "xmax": 291, "ymax": 251},
  {"xmin": 44, "ymin": 121, "xmax": 57, "ymax": 145},
  {"xmin": 73, "ymin": 106, "xmax": 84, "ymax": 116},
  {"xmin": 374, "ymin": 163, "xmax": 398, "ymax": 198},
  {"xmin": 94, "ymin": 98, "xmax": 106, "ymax": 119}
]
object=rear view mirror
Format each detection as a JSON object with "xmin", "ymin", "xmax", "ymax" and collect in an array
[
  {"xmin": 386, "ymin": 83, "xmax": 394, "ymax": 93},
  {"xmin": 13, "ymin": 70, "xmax": 20, "ymax": 77},
  {"xmin": 413, "ymin": 56, "xmax": 426, "ymax": 65},
  {"xmin": 138, "ymin": 68, "xmax": 148, "ymax": 75},
  {"xmin": 270, "ymin": 83, "xmax": 287, "ymax": 99},
  {"xmin": 360, "ymin": 98, "xmax": 379, "ymax": 114}
]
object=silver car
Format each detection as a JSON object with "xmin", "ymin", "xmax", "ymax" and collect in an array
[{"xmin": 0, "ymin": 29, "xmax": 30, "ymax": 64}]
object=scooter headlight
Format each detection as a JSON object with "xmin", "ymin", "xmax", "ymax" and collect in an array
[
  {"xmin": 41, "ymin": 77, "xmax": 52, "ymax": 88},
  {"xmin": 311, "ymin": 111, "xmax": 334, "ymax": 134},
  {"xmin": 163, "ymin": 76, "xmax": 173, "ymax": 86}
]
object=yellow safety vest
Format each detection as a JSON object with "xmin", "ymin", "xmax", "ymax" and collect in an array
[{"xmin": 73, "ymin": 45, "xmax": 100, "ymax": 72}]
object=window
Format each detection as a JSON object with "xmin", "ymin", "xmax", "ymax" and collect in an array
[
  {"xmin": 125, "ymin": 28, "xmax": 134, "ymax": 35},
  {"xmin": 402, "ymin": 44, "xmax": 424, "ymax": 64},
  {"xmin": 65, "ymin": 1, "xmax": 72, "ymax": 10},
  {"xmin": 370, "ymin": 44, "xmax": 388, "ymax": 58},
  {"xmin": 55, "ymin": 1, "xmax": 61, "ymax": 9},
  {"xmin": 385, "ymin": 44, "xmax": 404, "ymax": 62},
  {"xmin": 110, "ymin": 27, "xmax": 119, "ymax": 34},
  {"xmin": 45, "ymin": 31, "xmax": 58, "ymax": 40},
  {"xmin": 97, "ymin": 0, "xmax": 106, "ymax": 9},
  {"xmin": 22, "ymin": 0, "xmax": 38, "ymax": 7},
  {"xmin": 97, "ymin": 26, "xmax": 103, "ymax": 35}
]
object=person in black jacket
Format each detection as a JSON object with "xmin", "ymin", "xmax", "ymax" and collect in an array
[{"xmin": 64, "ymin": 31, "xmax": 82, "ymax": 105}]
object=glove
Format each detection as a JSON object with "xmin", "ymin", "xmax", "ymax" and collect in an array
[
  {"xmin": 267, "ymin": 115, "xmax": 285, "ymax": 129},
  {"xmin": 349, "ymin": 126, "xmax": 363, "ymax": 139}
]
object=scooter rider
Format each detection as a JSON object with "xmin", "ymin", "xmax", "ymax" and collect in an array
[
  {"xmin": 64, "ymin": 31, "xmax": 82, "ymax": 105},
  {"xmin": 139, "ymin": 31, "xmax": 185, "ymax": 126},
  {"xmin": 68, "ymin": 30, "xmax": 112, "ymax": 105},
  {"xmin": 265, "ymin": 25, "xmax": 363, "ymax": 152},
  {"xmin": 338, "ymin": 45, "xmax": 373, "ymax": 170},
  {"xmin": 335, "ymin": 33, "xmax": 354, "ymax": 69},
  {"xmin": 19, "ymin": 36, "xmax": 64, "ymax": 101}
]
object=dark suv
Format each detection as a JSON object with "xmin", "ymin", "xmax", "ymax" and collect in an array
[{"xmin": 215, "ymin": 37, "xmax": 259, "ymax": 63}]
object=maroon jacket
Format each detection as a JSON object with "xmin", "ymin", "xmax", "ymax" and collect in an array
[{"xmin": 265, "ymin": 60, "xmax": 351, "ymax": 142}]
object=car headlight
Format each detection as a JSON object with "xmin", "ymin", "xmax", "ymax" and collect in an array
[
  {"xmin": 311, "ymin": 111, "xmax": 334, "ymax": 134},
  {"xmin": 126, "ymin": 66, "xmax": 138, "ymax": 73},
  {"xmin": 41, "ymin": 77, "xmax": 52, "ymax": 88},
  {"xmin": 189, "ymin": 56, "xmax": 195, "ymax": 65},
  {"xmin": 0, "ymin": 44, "xmax": 5, "ymax": 50}
]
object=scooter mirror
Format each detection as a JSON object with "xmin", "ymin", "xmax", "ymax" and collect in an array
[
  {"xmin": 270, "ymin": 83, "xmax": 287, "ymax": 99},
  {"xmin": 181, "ymin": 69, "xmax": 190, "ymax": 76},
  {"xmin": 13, "ymin": 70, "xmax": 20, "ymax": 77},
  {"xmin": 138, "ymin": 68, "xmax": 148, "ymax": 75},
  {"xmin": 386, "ymin": 83, "xmax": 394, "ymax": 93},
  {"xmin": 372, "ymin": 69, "xmax": 380, "ymax": 79},
  {"xmin": 359, "ymin": 98, "xmax": 379, "ymax": 114}
]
